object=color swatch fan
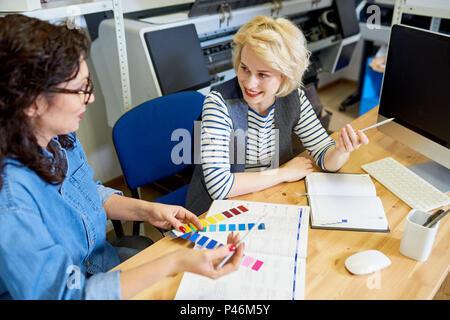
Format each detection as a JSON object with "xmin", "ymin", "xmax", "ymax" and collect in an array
[
  {"xmin": 166, "ymin": 204, "xmax": 265, "ymax": 271},
  {"xmin": 166, "ymin": 205, "xmax": 250, "ymax": 237}
]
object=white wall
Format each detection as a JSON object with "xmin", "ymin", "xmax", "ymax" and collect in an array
[{"xmin": 77, "ymin": 57, "xmax": 123, "ymax": 183}]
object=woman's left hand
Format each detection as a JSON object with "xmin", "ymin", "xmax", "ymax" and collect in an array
[
  {"xmin": 140, "ymin": 202, "xmax": 203, "ymax": 232},
  {"xmin": 336, "ymin": 124, "xmax": 369, "ymax": 154}
]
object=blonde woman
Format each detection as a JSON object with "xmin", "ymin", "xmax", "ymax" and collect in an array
[{"xmin": 186, "ymin": 16, "xmax": 369, "ymax": 215}]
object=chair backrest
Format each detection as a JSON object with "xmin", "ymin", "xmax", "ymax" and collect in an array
[{"xmin": 112, "ymin": 91, "xmax": 204, "ymax": 190}]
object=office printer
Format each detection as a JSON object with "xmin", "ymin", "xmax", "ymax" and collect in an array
[{"xmin": 90, "ymin": 0, "xmax": 360, "ymax": 127}]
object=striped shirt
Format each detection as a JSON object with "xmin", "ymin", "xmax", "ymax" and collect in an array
[{"xmin": 201, "ymin": 88, "xmax": 335, "ymax": 200}]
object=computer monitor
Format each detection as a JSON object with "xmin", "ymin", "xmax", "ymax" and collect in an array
[
  {"xmin": 378, "ymin": 24, "xmax": 450, "ymax": 191},
  {"xmin": 143, "ymin": 24, "xmax": 211, "ymax": 95},
  {"xmin": 333, "ymin": 40, "xmax": 358, "ymax": 72},
  {"xmin": 317, "ymin": 33, "xmax": 360, "ymax": 73}
]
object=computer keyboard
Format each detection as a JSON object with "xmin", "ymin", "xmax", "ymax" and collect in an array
[{"xmin": 362, "ymin": 157, "xmax": 450, "ymax": 211}]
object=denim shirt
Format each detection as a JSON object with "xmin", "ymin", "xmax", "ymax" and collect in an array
[{"xmin": 0, "ymin": 134, "xmax": 122, "ymax": 299}]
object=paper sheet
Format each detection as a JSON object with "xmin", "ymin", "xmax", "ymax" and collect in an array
[
  {"xmin": 306, "ymin": 172, "xmax": 376, "ymax": 197},
  {"xmin": 309, "ymin": 195, "xmax": 387, "ymax": 229},
  {"xmin": 174, "ymin": 200, "xmax": 309, "ymax": 300}
]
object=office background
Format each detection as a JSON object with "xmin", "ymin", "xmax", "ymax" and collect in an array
[{"xmin": 2, "ymin": 0, "xmax": 448, "ymax": 299}]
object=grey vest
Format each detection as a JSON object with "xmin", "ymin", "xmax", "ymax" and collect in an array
[{"xmin": 185, "ymin": 77, "xmax": 301, "ymax": 215}]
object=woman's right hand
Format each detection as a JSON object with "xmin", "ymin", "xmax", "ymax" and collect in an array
[
  {"xmin": 119, "ymin": 232, "xmax": 243, "ymax": 299},
  {"xmin": 280, "ymin": 156, "xmax": 314, "ymax": 182},
  {"xmin": 175, "ymin": 232, "xmax": 244, "ymax": 279}
]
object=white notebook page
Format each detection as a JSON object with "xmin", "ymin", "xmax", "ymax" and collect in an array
[
  {"xmin": 309, "ymin": 195, "xmax": 387, "ymax": 229},
  {"xmin": 306, "ymin": 172, "xmax": 376, "ymax": 197}
]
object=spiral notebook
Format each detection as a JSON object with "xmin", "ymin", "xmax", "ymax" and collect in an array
[{"xmin": 305, "ymin": 172, "xmax": 389, "ymax": 232}]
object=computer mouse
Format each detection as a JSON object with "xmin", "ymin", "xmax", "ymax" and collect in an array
[{"xmin": 345, "ymin": 250, "xmax": 391, "ymax": 275}]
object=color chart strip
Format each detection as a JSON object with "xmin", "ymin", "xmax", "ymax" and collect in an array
[
  {"xmin": 199, "ymin": 223, "xmax": 266, "ymax": 232},
  {"xmin": 178, "ymin": 232, "xmax": 264, "ymax": 271},
  {"xmin": 164, "ymin": 205, "xmax": 249, "ymax": 238},
  {"xmin": 292, "ymin": 208, "xmax": 303, "ymax": 300}
]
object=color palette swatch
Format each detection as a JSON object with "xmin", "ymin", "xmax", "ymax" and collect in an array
[
  {"xmin": 165, "ymin": 205, "xmax": 249, "ymax": 238},
  {"xmin": 178, "ymin": 231, "xmax": 264, "ymax": 271},
  {"xmin": 164, "ymin": 204, "xmax": 264, "ymax": 271},
  {"xmin": 180, "ymin": 232, "xmax": 264, "ymax": 271},
  {"xmin": 242, "ymin": 256, "xmax": 264, "ymax": 271},
  {"xmin": 199, "ymin": 223, "xmax": 266, "ymax": 232}
]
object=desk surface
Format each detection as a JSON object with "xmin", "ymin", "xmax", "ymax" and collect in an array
[{"xmin": 112, "ymin": 107, "xmax": 450, "ymax": 300}]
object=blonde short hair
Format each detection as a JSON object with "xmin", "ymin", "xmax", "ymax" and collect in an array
[{"xmin": 232, "ymin": 15, "xmax": 310, "ymax": 97}]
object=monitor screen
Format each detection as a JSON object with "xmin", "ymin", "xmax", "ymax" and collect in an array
[
  {"xmin": 334, "ymin": 42, "xmax": 357, "ymax": 72},
  {"xmin": 144, "ymin": 24, "xmax": 211, "ymax": 95},
  {"xmin": 379, "ymin": 25, "xmax": 450, "ymax": 172},
  {"xmin": 379, "ymin": 25, "xmax": 450, "ymax": 152}
]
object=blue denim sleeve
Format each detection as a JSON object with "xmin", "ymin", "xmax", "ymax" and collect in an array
[
  {"xmin": 85, "ymin": 270, "xmax": 121, "ymax": 300},
  {"xmin": 0, "ymin": 206, "xmax": 121, "ymax": 300},
  {"xmin": 95, "ymin": 183, "xmax": 123, "ymax": 204}
]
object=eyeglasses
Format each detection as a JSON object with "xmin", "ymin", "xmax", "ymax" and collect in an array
[{"xmin": 48, "ymin": 77, "xmax": 94, "ymax": 104}]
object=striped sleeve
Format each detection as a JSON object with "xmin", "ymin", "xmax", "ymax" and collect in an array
[
  {"xmin": 293, "ymin": 88, "xmax": 335, "ymax": 170},
  {"xmin": 200, "ymin": 92, "xmax": 235, "ymax": 200}
]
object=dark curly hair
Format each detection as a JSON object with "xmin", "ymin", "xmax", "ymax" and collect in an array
[{"xmin": 0, "ymin": 14, "xmax": 91, "ymax": 189}]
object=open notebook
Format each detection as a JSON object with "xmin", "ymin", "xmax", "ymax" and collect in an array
[{"xmin": 305, "ymin": 172, "xmax": 389, "ymax": 232}]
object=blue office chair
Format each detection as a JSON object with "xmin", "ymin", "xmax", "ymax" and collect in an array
[{"xmin": 111, "ymin": 91, "xmax": 205, "ymax": 243}]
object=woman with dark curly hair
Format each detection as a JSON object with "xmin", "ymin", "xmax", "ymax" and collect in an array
[{"xmin": 0, "ymin": 14, "xmax": 243, "ymax": 300}]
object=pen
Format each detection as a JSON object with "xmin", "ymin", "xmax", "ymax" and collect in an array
[
  {"xmin": 423, "ymin": 208, "xmax": 449, "ymax": 228},
  {"xmin": 422, "ymin": 209, "xmax": 443, "ymax": 227},
  {"xmin": 318, "ymin": 219, "xmax": 348, "ymax": 226},
  {"xmin": 361, "ymin": 118, "xmax": 395, "ymax": 132},
  {"xmin": 216, "ymin": 214, "xmax": 267, "ymax": 270}
]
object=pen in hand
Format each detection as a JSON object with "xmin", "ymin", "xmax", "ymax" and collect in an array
[
  {"xmin": 216, "ymin": 213, "xmax": 267, "ymax": 270},
  {"xmin": 361, "ymin": 118, "xmax": 395, "ymax": 132}
]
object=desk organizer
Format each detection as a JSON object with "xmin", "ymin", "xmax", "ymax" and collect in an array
[{"xmin": 400, "ymin": 209, "xmax": 440, "ymax": 261}]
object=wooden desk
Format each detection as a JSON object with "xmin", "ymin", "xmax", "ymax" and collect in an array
[{"xmin": 112, "ymin": 107, "xmax": 450, "ymax": 300}]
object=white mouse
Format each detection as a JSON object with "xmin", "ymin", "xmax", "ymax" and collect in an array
[{"xmin": 345, "ymin": 250, "xmax": 391, "ymax": 275}]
